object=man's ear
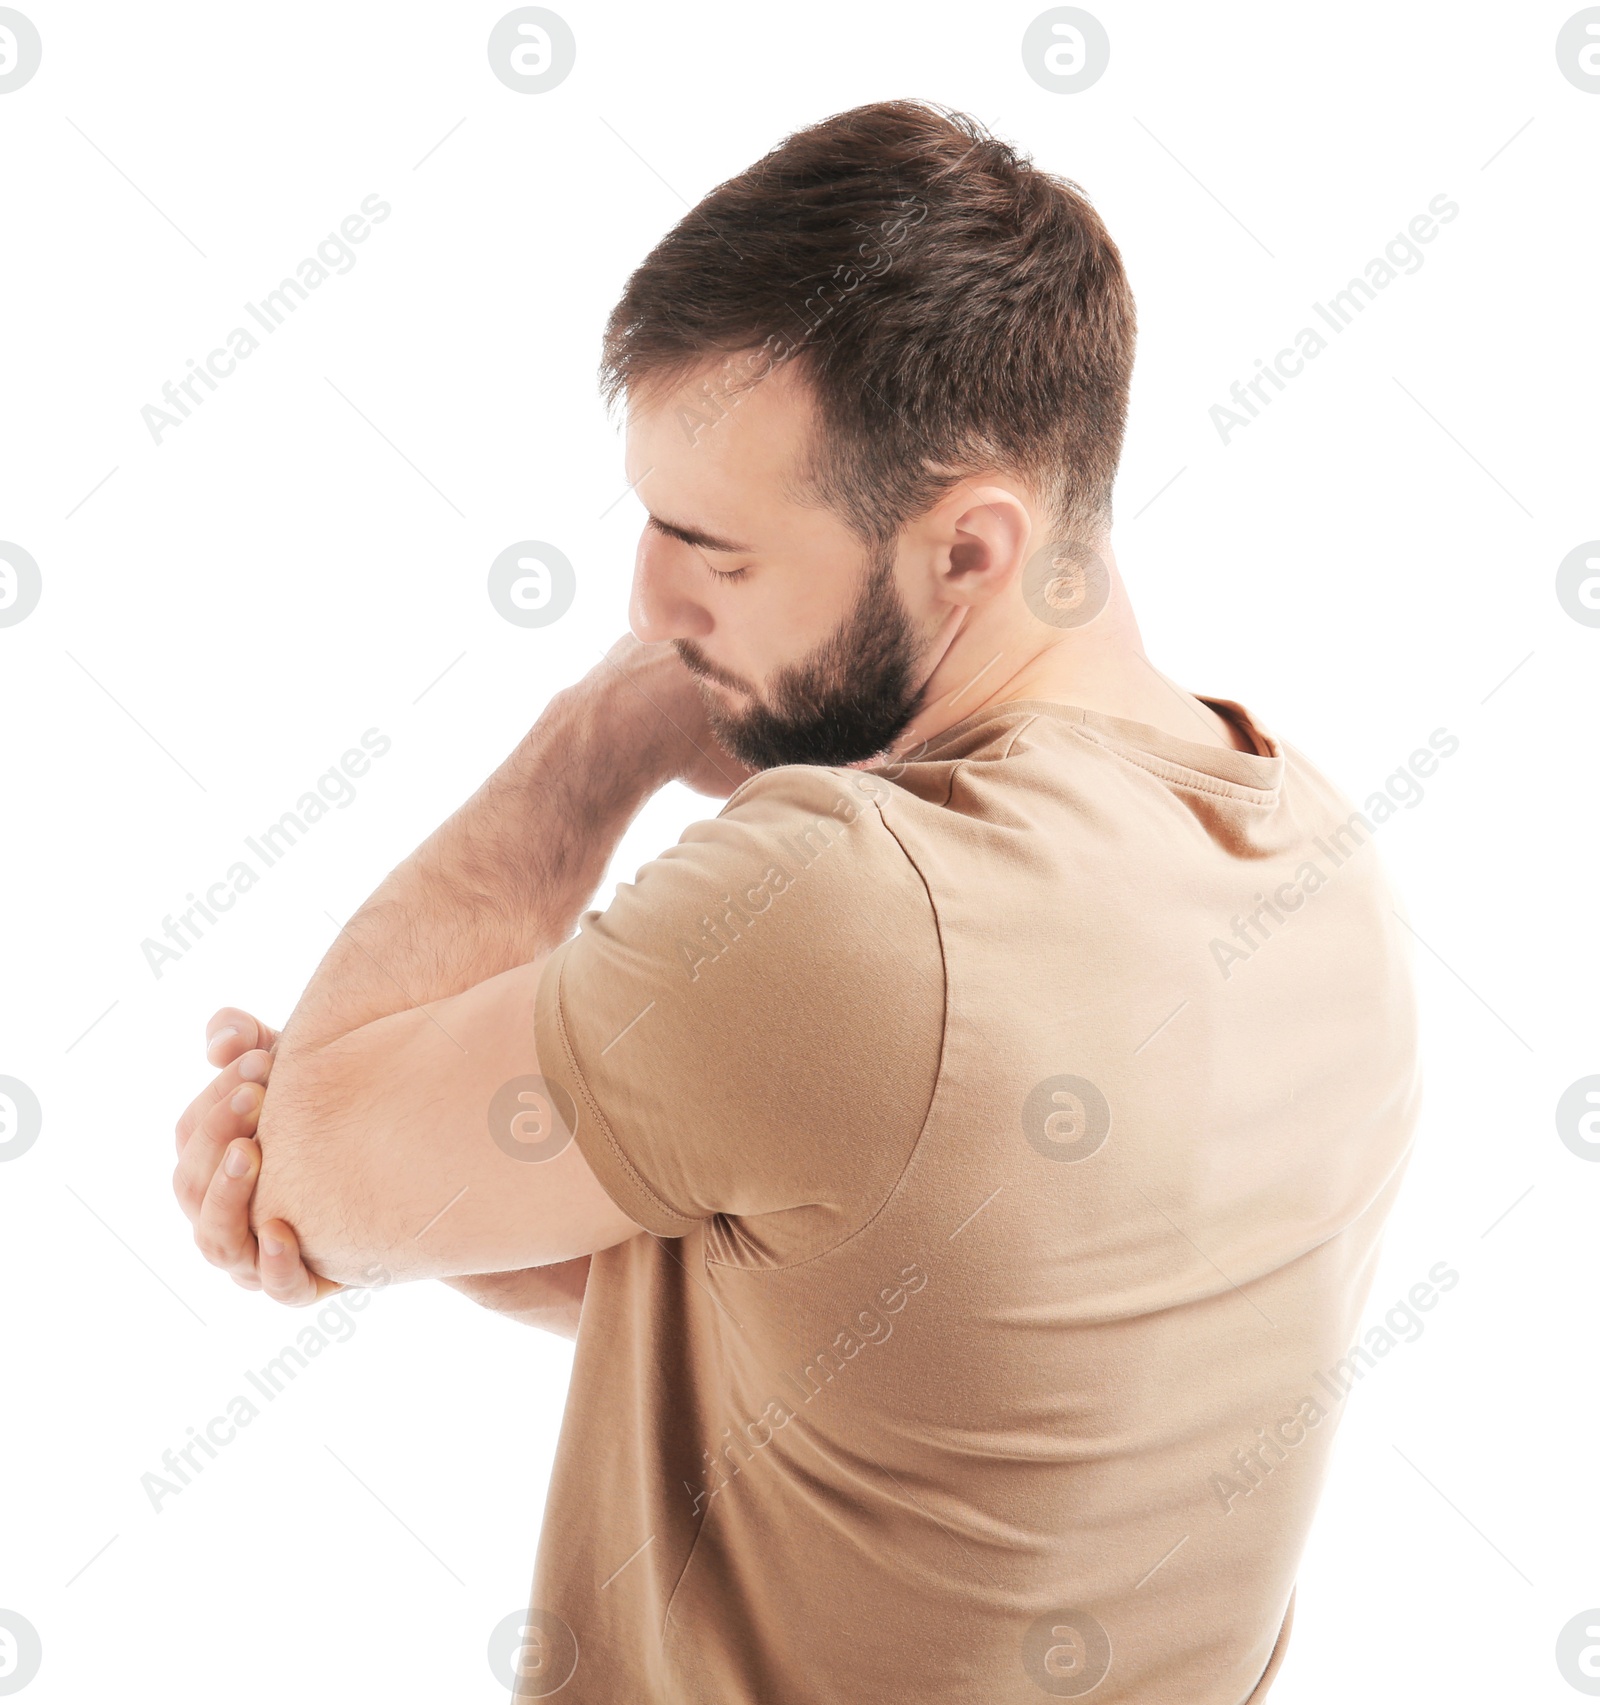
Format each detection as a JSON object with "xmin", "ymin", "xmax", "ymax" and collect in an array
[{"xmin": 935, "ymin": 484, "xmax": 1034, "ymax": 604}]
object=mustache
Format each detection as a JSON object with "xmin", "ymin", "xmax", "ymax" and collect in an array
[{"xmin": 675, "ymin": 639, "xmax": 753, "ymax": 695}]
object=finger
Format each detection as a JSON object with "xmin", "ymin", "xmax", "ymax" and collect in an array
[
  {"xmin": 205, "ymin": 1008, "xmax": 281, "ymax": 1069},
  {"xmin": 256, "ymin": 1219, "xmax": 343, "ymax": 1307},
  {"xmin": 174, "ymin": 1081, "xmax": 264, "ymax": 1224},
  {"xmin": 175, "ymin": 1048, "xmax": 275, "ymax": 1155},
  {"xmin": 193, "ymin": 1137, "xmax": 263, "ymax": 1280}
]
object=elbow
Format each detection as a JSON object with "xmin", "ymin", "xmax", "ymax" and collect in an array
[{"xmin": 251, "ymin": 1050, "xmax": 393, "ymax": 1288}]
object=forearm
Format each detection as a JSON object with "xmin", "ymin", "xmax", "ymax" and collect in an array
[
  {"xmin": 247, "ymin": 642, "xmax": 733, "ymax": 1286},
  {"xmin": 444, "ymin": 1256, "xmax": 591, "ymax": 1340},
  {"xmin": 277, "ymin": 671, "xmax": 674, "ymax": 1057}
]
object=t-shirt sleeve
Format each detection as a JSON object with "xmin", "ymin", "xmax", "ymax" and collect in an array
[{"xmin": 533, "ymin": 764, "xmax": 944, "ymax": 1250}]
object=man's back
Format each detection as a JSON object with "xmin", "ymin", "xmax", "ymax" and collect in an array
[{"xmin": 529, "ymin": 694, "xmax": 1420, "ymax": 1703}]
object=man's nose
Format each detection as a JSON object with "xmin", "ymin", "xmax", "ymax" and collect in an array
[{"xmin": 629, "ymin": 532, "xmax": 713, "ymax": 643}]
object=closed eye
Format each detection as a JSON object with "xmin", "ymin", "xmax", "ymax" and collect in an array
[
  {"xmin": 644, "ymin": 513, "xmax": 752, "ymax": 582},
  {"xmin": 647, "ymin": 513, "xmax": 753, "ymax": 556}
]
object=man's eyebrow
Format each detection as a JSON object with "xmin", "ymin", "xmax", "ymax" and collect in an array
[{"xmin": 646, "ymin": 513, "xmax": 754, "ymax": 553}]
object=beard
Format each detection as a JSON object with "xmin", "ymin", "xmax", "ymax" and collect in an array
[{"xmin": 676, "ymin": 546, "xmax": 928, "ymax": 771}]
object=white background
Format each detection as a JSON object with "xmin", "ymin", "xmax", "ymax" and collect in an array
[{"xmin": 1, "ymin": 2, "xmax": 1596, "ymax": 1700}]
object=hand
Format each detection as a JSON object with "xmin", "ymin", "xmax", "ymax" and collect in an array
[
  {"xmin": 172, "ymin": 1007, "xmax": 342, "ymax": 1305},
  {"xmin": 594, "ymin": 634, "xmax": 759, "ymax": 800}
]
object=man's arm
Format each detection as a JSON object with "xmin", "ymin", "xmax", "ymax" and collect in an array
[
  {"xmin": 175, "ymin": 1011, "xmax": 595, "ymax": 1334},
  {"xmin": 240, "ymin": 640, "xmax": 752, "ymax": 1285},
  {"xmin": 268, "ymin": 640, "xmax": 740, "ymax": 1049},
  {"xmin": 443, "ymin": 1259, "xmax": 591, "ymax": 1340}
]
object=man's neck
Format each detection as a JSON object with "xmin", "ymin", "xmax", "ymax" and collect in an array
[{"xmin": 897, "ymin": 567, "xmax": 1252, "ymax": 757}]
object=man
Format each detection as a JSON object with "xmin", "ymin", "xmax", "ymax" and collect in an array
[{"xmin": 172, "ymin": 100, "xmax": 1419, "ymax": 1702}]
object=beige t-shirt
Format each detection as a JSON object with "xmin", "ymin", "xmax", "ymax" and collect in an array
[{"xmin": 527, "ymin": 696, "xmax": 1420, "ymax": 1704}]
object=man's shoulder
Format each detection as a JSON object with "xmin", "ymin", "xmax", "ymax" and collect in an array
[
  {"xmin": 685, "ymin": 763, "xmax": 923, "ymax": 915},
  {"xmin": 581, "ymin": 762, "xmax": 933, "ymax": 979},
  {"xmin": 719, "ymin": 760, "xmax": 895, "ymax": 830}
]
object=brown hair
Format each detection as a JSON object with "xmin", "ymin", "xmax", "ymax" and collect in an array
[{"xmin": 599, "ymin": 99, "xmax": 1137, "ymax": 550}]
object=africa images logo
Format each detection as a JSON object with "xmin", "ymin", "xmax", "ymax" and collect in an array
[{"xmin": 139, "ymin": 195, "xmax": 392, "ymax": 445}]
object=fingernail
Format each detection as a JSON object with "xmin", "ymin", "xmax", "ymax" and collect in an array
[
  {"xmin": 230, "ymin": 1086, "xmax": 258, "ymax": 1114},
  {"xmin": 223, "ymin": 1143, "xmax": 251, "ymax": 1178},
  {"xmin": 237, "ymin": 1051, "xmax": 270, "ymax": 1084},
  {"xmin": 207, "ymin": 1027, "xmax": 239, "ymax": 1058},
  {"xmin": 260, "ymin": 1232, "xmax": 284, "ymax": 1256}
]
